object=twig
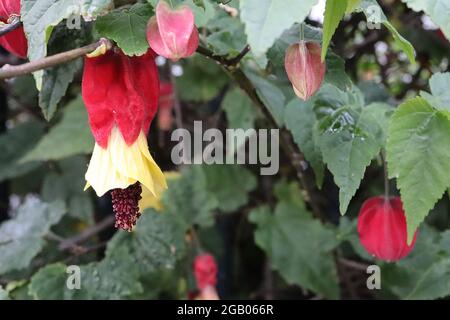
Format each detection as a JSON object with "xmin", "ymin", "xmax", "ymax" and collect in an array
[
  {"xmin": 55, "ymin": 215, "xmax": 115, "ymax": 251},
  {"xmin": 338, "ymin": 257, "xmax": 369, "ymax": 271},
  {"xmin": 0, "ymin": 38, "xmax": 113, "ymax": 80},
  {"xmin": 196, "ymin": 45, "xmax": 250, "ymax": 67},
  {"xmin": 0, "ymin": 17, "xmax": 21, "ymax": 37}
]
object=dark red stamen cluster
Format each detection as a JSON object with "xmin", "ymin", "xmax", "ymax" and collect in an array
[{"xmin": 111, "ymin": 183, "xmax": 142, "ymax": 232}]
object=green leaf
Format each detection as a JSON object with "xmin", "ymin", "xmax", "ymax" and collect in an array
[
  {"xmin": 382, "ymin": 227, "xmax": 450, "ymax": 299},
  {"xmin": 322, "ymin": 0, "xmax": 348, "ymax": 61},
  {"xmin": 95, "ymin": 3, "xmax": 154, "ymax": 56},
  {"xmin": 41, "ymin": 156, "xmax": 93, "ymax": 223},
  {"xmin": 387, "ymin": 97, "xmax": 450, "ymax": 243},
  {"xmin": 73, "ymin": 246, "xmax": 143, "ymax": 299},
  {"xmin": 0, "ymin": 199, "xmax": 66, "ymax": 274},
  {"xmin": 223, "ymin": 88, "xmax": 260, "ymax": 131},
  {"xmin": 193, "ymin": 0, "xmax": 205, "ymax": 10},
  {"xmin": 206, "ymin": 15, "xmax": 247, "ymax": 57},
  {"xmin": 317, "ymin": 99, "xmax": 384, "ymax": 214},
  {"xmin": 39, "ymin": 25, "xmax": 92, "ymax": 120},
  {"xmin": 81, "ymin": 0, "xmax": 114, "ymax": 20},
  {"xmin": 358, "ymin": 0, "xmax": 415, "ymax": 64},
  {"xmin": 244, "ymin": 70, "xmax": 286, "ymax": 126},
  {"xmin": 346, "ymin": 0, "xmax": 361, "ymax": 13},
  {"xmin": 29, "ymin": 263, "xmax": 70, "ymax": 300},
  {"xmin": 421, "ymin": 72, "xmax": 450, "ymax": 112},
  {"xmin": 107, "ymin": 209, "xmax": 186, "ymax": 276},
  {"xmin": 284, "ymin": 99, "xmax": 325, "ymax": 188},
  {"xmin": 0, "ymin": 121, "xmax": 45, "ymax": 182},
  {"xmin": 177, "ymin": 55, "xmax": 228, "ymax": 102},
  {"xmin": 21, "ymin": 97, "xmax": 94, "ymax": 163},
  {"xmin": 240, "ymin": 0, "xmax": 318, "ymax": 56},
  {"xmin": 21, "ymin": 0, "xmax": 112, "ymax": 89},
  {"xmin": 401, "ymin": 0, "xmax": 450, "ymax": 41},
  {"xmin": 201, "ymin": 165, "xmax": 257, "ymax": 213},
  {"xmin": 324, "ymin": 53, "xmax": 353, "ymax": 91},
  {"xmin": 249, "ymin": 184, "xmax": 339, "ymax": 298}
]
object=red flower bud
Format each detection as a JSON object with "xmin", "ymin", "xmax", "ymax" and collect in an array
[
  {"xmin": 194, "ymin": 254, "xmax": 218, "ymax": 290},
  {"xmin": 357, "ymin": 196, "xmax": 418, "ymax": 262},
  {"xmin": 82, "ymin": 48, "xmax": 159, "ymax": 148},
  {"xmin": 285, "ymin": 41, "xmax": 325, "ymax": 101},
  {"xmin": 146, "ymin": 0, "xmax": 198, "ymax": 61},
  {"xmin": 0, "ymin": 0, "xmax": 28, "ymax": 58}
]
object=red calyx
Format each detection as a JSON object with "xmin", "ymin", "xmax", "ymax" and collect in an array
[
  {"xmin": 194, "ymin": 254, "xmax": 218, "ymax": 290},
  {"xmin": 158, "ymin": 81, "xmax": 174, "ymax": 131},
  {"xmin": 82, "ymin": 49, "xmax": 160, "ymax": 148},
  {"xmin": 0, "ymin": 0, "xmax": 28, "ymax": 58},
  {"xmin": 357, "ymin": 196, "xmax": 417, "ymax": 262}
]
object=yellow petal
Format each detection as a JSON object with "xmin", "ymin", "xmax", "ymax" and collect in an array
[
  {"xmin": 85, "ymin": 127, "xmax": 167, "ymax": 197},
  {"xmin": 138, "ymin": 171, "xmax": 180, "ymax": 212}
]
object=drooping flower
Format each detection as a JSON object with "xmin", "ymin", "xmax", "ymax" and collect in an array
[
  {"xmin": 146, "ymin": 0, "xmax": 198, "ymax": 61},
  {"xmin": 192, "ymin": 253, "xmax": 219, "ymax": 300},
  {"xmin": 82, "ymin": 46, "xmax": 167, "ymax": 231},
  {"xmin": 357, "ymin": 196, "xmax": 417, "ymax": 262},
  {"xmin": 285, "ymin": 41, "xmax": 325, "ymax": 101},
  {"xmin": 0, "ymin": 0, "xmax": 27, "ymax": 58}
]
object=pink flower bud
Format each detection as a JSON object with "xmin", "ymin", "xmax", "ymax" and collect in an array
[
  {"xmin": 357, "ymin": 196, "xmax": 418, "ymax": 262},
  {"xmin": 285, "ymin": 41, "xmax": 326, "ymax": 101},
  {"xmin": 146, "ymin": 0, "xmax": 199, "ymax": 61},
  {"xmin": 193, "ymin": 253, "xmax": 218, "ymax": 290}
]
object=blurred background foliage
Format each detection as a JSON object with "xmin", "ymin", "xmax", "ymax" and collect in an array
[{"xmin": 0, "ymin": 0, "xmax": 449, "ymax": 300}]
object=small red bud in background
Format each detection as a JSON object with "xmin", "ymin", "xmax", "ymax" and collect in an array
[
  {"xmin": 146, "ymin": 0, "xmax": 199, "ymax": 61},
  {"xmin": 284, "ymin": 41, "xmax": 325, "ymax": 101},
  {"xmin": 193, "ymin": 253, "xmax": 219, "ymax": 300},
  {"xmin": 0, "ymin": 0, "xmax": 28, "ymax": 58},
  {"xmin": 158, "ymin": 81, "xmax": 174, "ymax": 131},
  {"xmin": 357, "ymin": 196, "xmax": 417, "ymax": 262}
]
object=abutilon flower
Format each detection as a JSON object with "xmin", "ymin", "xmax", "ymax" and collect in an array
[
  {"xmin": 146, "ymin": 0, "xmax": 199, "ymax": 61},
  {"xmin": 0, "ymin": 0, "xmax": 27, "ymax": 58},
  {"xmin": 82, "ymin": 47, "xmax": 167, "ymax": 231},
  {"xmin": 285, "ymin": 41, "xmax": 326, "ymax": 101},
  {"xmin": 357, "ymin": 196, "xmax": 417, "ymax": 262},
  {"xmin": 158, "ymin": 81, "xmax": 174, "ymax": 131},
  {"xmin": 192, "ymin": 253, "xmax": 219, "ymax": 300}
]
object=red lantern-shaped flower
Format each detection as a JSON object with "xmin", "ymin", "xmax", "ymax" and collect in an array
[
  {"xmin": 0, "ymin": 0, "xmax": 28, "ymax": 58},
  {"xmin": 82, "ymin": 45, "xmax": 167, "ymax": 231},
  {"xmin": 285, "ymin": 41, "xmax": 325, "ymax": 101},
  {"xmin": 146, "ymin": 0, "xmax": 198, "ymax": 61},
  {"xmin": 193, "ymin": 253, "xmax": 219, "ymax": 300},
  {"xmin": 357, "ymin": 196, "xmax": 417, "ymax": 262}
]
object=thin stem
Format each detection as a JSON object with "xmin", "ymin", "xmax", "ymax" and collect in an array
[
  {"xmin": 0, "ymin": 16, "xmax": 21, "ymax": 37},
  {"xmin": 381, "ymin": 151, "xmax": 389, "ymax": 201},
  {"xmin": 299, "ymin": 22, "xmax": 305, "ymax": 41},
  {"xmin": 0, "ymin": 38, "xmax": 113, "ymax": 80}
]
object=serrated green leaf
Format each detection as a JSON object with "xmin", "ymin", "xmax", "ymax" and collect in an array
[
  {"xmin": 0, "ymin": 199, "xmax": 66, "ymax": 274},
  {"xmin": 95, "ymin": 3, "xmax": 153, "ymax": 56},
  {"xmin": 21, "ymin": 97, "xmax": 94, "ymax": 163},
  {"xmin": 223, "ymin": 88, "xmax": 260, "ymax": 131},
  {"xmin": 107, "ymin": 209, "xmax": 186, "ymax": 276},
  {"xmin": 358, "ymin": 0, "xmax": 415, "ymax": 64},
  {"xmin": 29, "ymin": 263, "xmax": 70, "ymax": 300},
  {"xmin": 284, "ymin": 99, "xmax": 325, "ymax": 188},
  {"xmin": 387, "ymin": 97, "xmax": 450, "ymax": 243},
  {"xmin": 249, "ymin": 184, "xmax": 339, "ymax": 298},
  {"xmin": 21, "ymin": 0, "xmax": 111, "ymax": 89},
  {"xmin": 317, "ymin": 102, "xmax": 384, "ymax": 214},
  {"xmin": 322, "ymin": 0, "xmax": 348, "ymax": 61},
  {"xmin": 0, "ymin": 121, "xmax": 45, "ymax": 182},
  {"xmin": 81, "ymin": 0, "xmax": 114, "ymax": 20},
  {"xmin": 421, "ymin": 72, "xmax": 450, "ymax": 112},
  {"xmin": 240, "ymin": 0, "xmax": 318, "ymax": 56},
  {"xmin": 401, "ymin": 0, "xmax": 450, "ymax": 41},
  {"xmin": 324, "ymin": 53, "xmax": 353, "ymax": 91}
]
